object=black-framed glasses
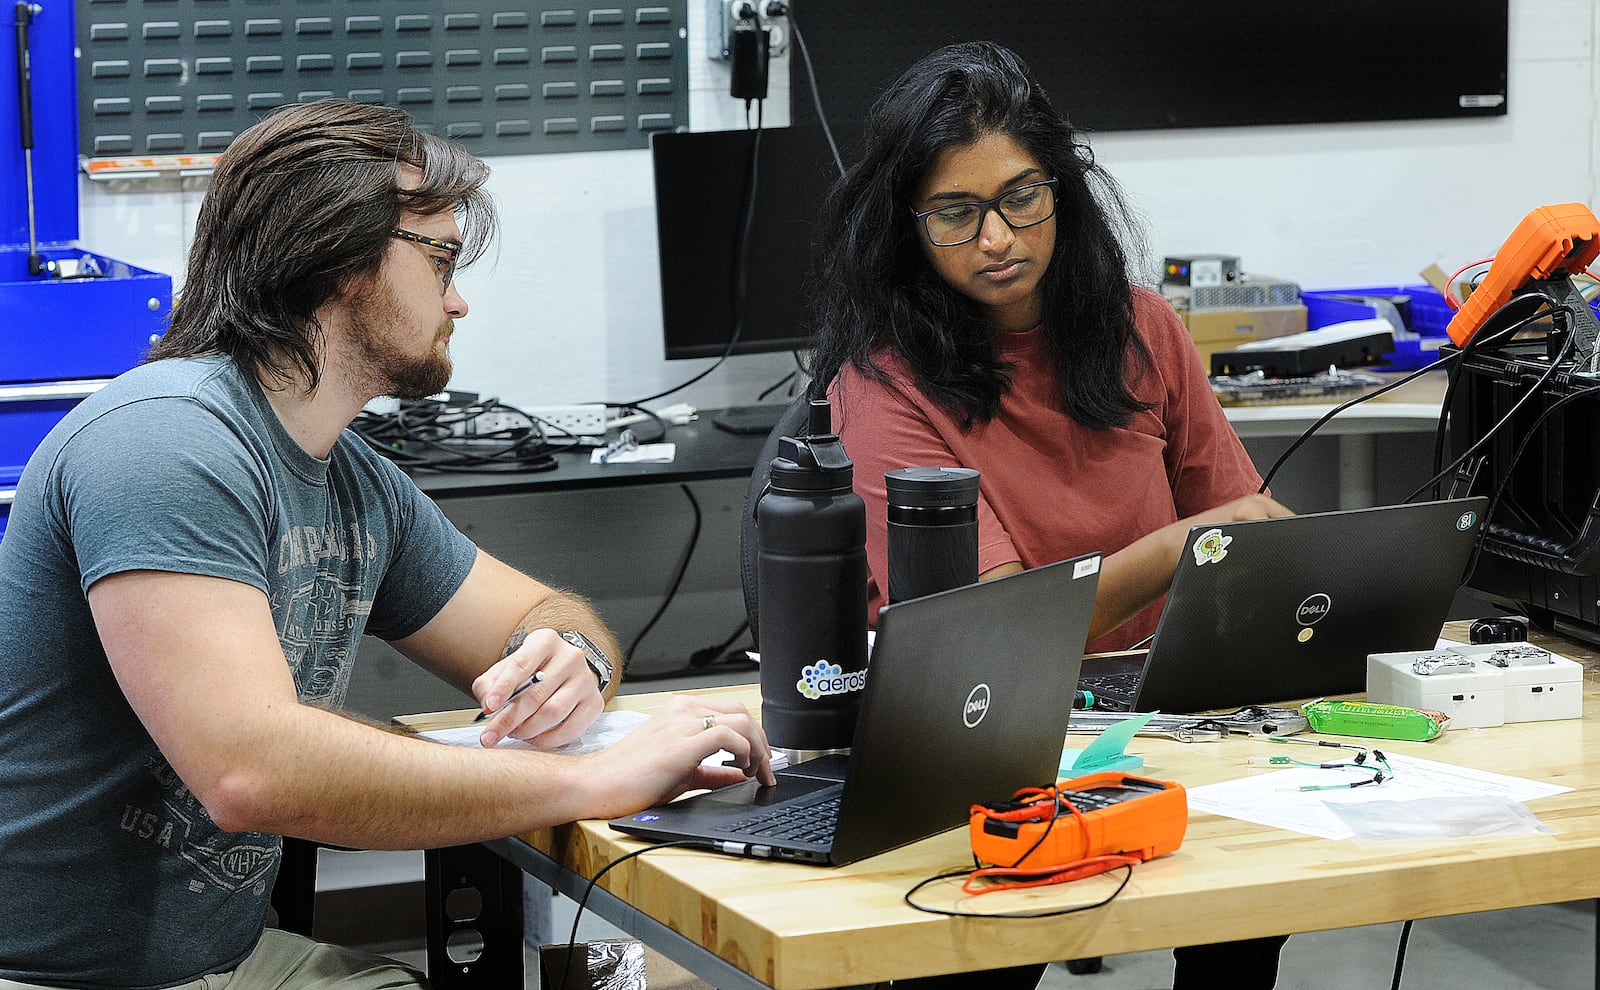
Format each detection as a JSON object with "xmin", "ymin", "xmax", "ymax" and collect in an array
[
  {"xmin": 390, "ymin": 228, "xmax": 461, "ymax": 291},
  {"xmin": 911, "ymin": 178, "xmax": 1059, "ymax": 247}
]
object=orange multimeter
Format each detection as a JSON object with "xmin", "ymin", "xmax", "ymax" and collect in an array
[
  {"xmin": 1446, "ymin": 202, "xmax": 1600, "ymax": 347},
  {"xmin": 969, "ymin": 772, "xmax": 1188, "ymax": 870}
]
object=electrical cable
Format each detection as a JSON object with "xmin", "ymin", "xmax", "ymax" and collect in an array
[
  {"xmin": 350, "ymin": 397, "xmax": 566, "ymax": 473},
  {"xmin": 903, "ymin": 861, "xmax": 1134, "ymax": 919},
  {"xmin": 621, "ymin": 125, "xmax": 765, "ymax": 409},
  {"xmin": 621, "ymin": 4, "xmax": 841, "ymax": 414},
  {"xmin": 1425, "ymin": 291, "xmax": 1563, "ymax": 500},
  {"xmin": 551, "ymin": 840, "xmax": 722, "ymax": 990},
  {"xmin": 1403, "ymin": 318, "xmax": 1577, "ymax": 506},
  {"xmin": 771, "ymin": 3, "xmax": 845, "ymax": 176},
  {"xmin": 1254, "ymin": 292, "xmax": 1562, "ymax": 497},
  {"xmin": 1443, "ymin": 257, "xmax": 1495, "ymax": 309},
  {"xmin": 1456, "ymin": 381, "xmax": 1600, "ymax": 588},
  {"xmin": 1255, "ymin": 352, "xmax": 1456, "ymax": 495},
  {"xmin": 624, "ymin": 484, "xmax": 702, "ymax": 670},
  {"xmin": 1390, "ymin": 919, "xmax": 1414, "ymax": 990},
  {"xmin": 757, "ymin": 369, "xmax": 797, "ymax": 401}
]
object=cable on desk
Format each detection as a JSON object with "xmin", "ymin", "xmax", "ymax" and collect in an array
[
  {"xmin": 904, "ymin": 794, "xmax": 1136, "ymax": 919},
  {"xmin": 350, "ymin": 396, "xmax": 570, "ymax": 473},
  {"xmin": 902, "ymin": 862, "xmax": 1133, "ymax": 919}
]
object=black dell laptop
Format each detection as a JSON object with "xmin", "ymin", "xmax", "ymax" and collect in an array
[
  {"xmin": 609, "ymin": 552, "xmax": 1103, "ymax": 865},
  {"xmin": 1078, "ymin": 497, "xmax": 1489, "ymax": 713}
]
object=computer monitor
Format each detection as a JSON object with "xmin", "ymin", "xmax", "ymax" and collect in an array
[{"xmin": 651, "ymin": 125, "xmax": 838, "ymax": 361}]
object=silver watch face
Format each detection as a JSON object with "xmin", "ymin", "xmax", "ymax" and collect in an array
[{"xmin": 561, "ymin": 630, "xmax": 612, "ymax": 687}]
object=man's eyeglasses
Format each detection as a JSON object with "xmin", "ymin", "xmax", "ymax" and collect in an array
[
  {"xmin": 390, "ymin": 228, "xmax": 461, "ymax": 291},
  {"xmin": 911, "ymin": 178, "xmax": 1059, "ymax": 247}
]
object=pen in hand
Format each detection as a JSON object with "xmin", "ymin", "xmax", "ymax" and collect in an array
[{"xmin": 473, "ymin": 670, "xmax": 546, "ymax": 723}]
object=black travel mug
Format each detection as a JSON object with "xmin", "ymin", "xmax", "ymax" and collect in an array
[
  {"xmin": 755, "ymin": 399, "xmax": 869, "ymax": 754},
  {"xmin": 885, "ymin": 467, "xmax": 980, "ymax": 604}
]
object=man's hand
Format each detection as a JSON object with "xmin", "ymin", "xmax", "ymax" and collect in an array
[
  {"xmin": 576, "ymin": 696, "xmax": 777, "ymax": 820},
  {"xmin": 473, "ymin": 628, "xmax": 604, "ymax": 749}
]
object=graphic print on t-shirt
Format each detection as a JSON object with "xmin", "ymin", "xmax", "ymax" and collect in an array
[
  {"xmin": 121, "ymin": 756, "xmax": 277, "ymax": 897},
  {"xmin": 272, "ymin": 522, "xmax": 381, "ymax": 705}
]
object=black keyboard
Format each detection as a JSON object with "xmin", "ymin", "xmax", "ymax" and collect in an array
[
  {"xmin": 725, "ymin": 794, "xmax": 841, "ymax": 844},
  {"xmin": 1079, "ymin": 668, "xmax": 1141, "ymax": 698}
]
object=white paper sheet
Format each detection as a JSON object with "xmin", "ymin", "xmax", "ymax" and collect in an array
[
  {"xmin": 418, "ymin": 709, "xmax": 787, "ymax": 769},
  {"xmin": 1187, "ymin": 750, "xmax": 1571, "ymax": 840}
]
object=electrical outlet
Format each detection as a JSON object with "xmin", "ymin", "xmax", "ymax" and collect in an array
[
  {"xmin": 707, "ymin": 0, "xmax": 788, "ymax": 60},
  {"xmin": 526, "ymin": 403, "xmax": 609, "ymax": 437},
  {"xmin": 467, "ymin": 411, "xmax": 532, "ymax": 436}
]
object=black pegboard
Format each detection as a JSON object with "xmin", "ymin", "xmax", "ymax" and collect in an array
[
  {"xmin": 76, "ymin": 0, "xmax": 689, "ymax": 159},
  {"xmin": 791, "ymin": 1, "xmax": 1508, "ymax": 152}
]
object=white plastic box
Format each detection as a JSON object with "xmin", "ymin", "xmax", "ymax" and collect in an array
[{"xmin": 1367, "ymin": 643, "xmax": 1583, "ymax": 729}]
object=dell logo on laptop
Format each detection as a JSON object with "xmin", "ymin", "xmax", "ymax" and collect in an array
[
  {"xmin": 963, "ymin": 684, "xmax": 991, "ymax": 728},
  {"xmin": 1296, "ymin": 593, "xmax": 1332, "ymax": 625}
]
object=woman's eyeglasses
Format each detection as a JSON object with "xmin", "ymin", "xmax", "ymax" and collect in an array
[{"xmin": 911, "ymin": 178, "xmax": 1059, "ymax": 247}]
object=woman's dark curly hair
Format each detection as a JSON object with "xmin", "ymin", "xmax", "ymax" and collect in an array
[{"xmin": 808, "ymin": 41, "xmax": 1151, "ymax": 429}]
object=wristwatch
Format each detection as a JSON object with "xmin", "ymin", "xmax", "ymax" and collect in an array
[{"xmin": 560, "ymin": 630, "xmax": 614, "ymax": 694}]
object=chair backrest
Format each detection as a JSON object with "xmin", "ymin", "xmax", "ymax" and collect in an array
[{"xmin": 739, "ymin": 392, "xmax": 817, "ymax": 650}]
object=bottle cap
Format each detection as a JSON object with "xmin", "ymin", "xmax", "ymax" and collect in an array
[{"xmin": 885, "ymin": 466, "xmax": 980, "ymax": 508}]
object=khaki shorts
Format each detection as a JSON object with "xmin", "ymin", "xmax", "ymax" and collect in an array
[{"xmin": 0, "ymin": 929, "xmax": 429, "ymax": 990}]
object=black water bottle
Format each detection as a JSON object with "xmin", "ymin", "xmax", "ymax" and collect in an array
[
  {"xmin": 885, "ymin": 467, "xmax": 980, "ymax": 604},
  {"xmin": 755, "ymin": 399, "xmax": 869, "ymax": 755}
]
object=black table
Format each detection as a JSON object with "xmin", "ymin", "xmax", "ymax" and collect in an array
[{"xmin": 408, "ymin": 412, "xmax": 770, "ymax": 499}]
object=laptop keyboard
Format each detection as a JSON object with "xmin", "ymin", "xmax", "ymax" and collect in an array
[
  {"xmin": 1078, "ymin": 668, "xmax": 1141, "ymax": 707},
  {"xmin": 725, "ymin": 793, "xmax": 841, "ymax": 843}
]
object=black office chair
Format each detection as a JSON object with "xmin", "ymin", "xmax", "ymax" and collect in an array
[
  {"xmin": 738, "ymin": 391, "xmax": 816, "ymax": 652},
  {"xmin": 270, "ymin": 836, "xmax": 323, "ymax": 936}
]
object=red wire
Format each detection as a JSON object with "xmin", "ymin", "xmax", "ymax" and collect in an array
[
  {"xmin": 1444, "ymin": 257, "xmax": 1496, "ymax": 310},
  {"xmin": 962, "ymin": 854, "xmax": 1142, "ymax": 895},
  {"xmin": 963, "ymin": 787, "xmax": 1143, "ymax": 895}
]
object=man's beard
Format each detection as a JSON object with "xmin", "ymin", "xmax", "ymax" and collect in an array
[{"xmin": 346, "ymin": 281, "xmax": 454, "ymax": 400}]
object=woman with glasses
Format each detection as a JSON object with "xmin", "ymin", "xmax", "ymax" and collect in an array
[
  {"xmin": 809, "ymin": 41, "xmax": 1291, "ymax": 989},
  {"xmin": 812, "ymin": 40, "xmax": 1291, "ymax": 654}
]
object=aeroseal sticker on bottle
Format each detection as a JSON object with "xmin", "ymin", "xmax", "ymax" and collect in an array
[
  {"xmin": 1191, "ymin": 528, "xmax": 1231, "ymax": 566},
  {"xmin": 795, "ymin": 660, "xmax": 867, "ymax": 701}
]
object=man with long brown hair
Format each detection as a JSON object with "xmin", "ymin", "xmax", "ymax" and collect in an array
[{"xmin": 0, "ymin": 100, "xmax": 772, "ymax": 989}]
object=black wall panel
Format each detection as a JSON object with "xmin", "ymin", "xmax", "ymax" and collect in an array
[
  {"xmin": 77, "ymin": 0, "xmax": 689, "ymax": 159},
  {"xmin": 792, "ymin": 1, "xmax": 1508, "ymax": 147}
]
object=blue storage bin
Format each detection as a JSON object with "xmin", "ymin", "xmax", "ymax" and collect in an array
[{"xmin": 1303, "ymin": 284, "xmax": 1453, "ymax": 371}]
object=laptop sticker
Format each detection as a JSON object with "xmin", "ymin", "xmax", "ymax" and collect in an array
[
  {"xmin": 1456, "ymin": 510, "xmax": 1479, "ymax": 530},
  {"xmin": 1074, "ymin": 556, "xmax": 1101, "ymax": 579},
  {"xmin": 1191, "ymin": 528, "xmax": 1232, "ymax": 566}
]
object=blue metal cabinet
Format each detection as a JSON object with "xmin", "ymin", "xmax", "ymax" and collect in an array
[{"xmin": 0, "ymin": 1, "xmax": 173, "ymax": 538}]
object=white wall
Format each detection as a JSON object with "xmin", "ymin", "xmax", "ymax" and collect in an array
[{"xmin": 77, "ymin": 0, "xmax": 1598, "ymax": 414}]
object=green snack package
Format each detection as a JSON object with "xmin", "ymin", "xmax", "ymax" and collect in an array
[{"xmin": 1300, "ymin": 699, "xmax": 1445, "ymax": 741}]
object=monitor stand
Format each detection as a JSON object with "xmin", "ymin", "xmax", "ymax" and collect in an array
[{"xmin": 711, "ymin": 404, "xmax": 788, "ymax": 436}]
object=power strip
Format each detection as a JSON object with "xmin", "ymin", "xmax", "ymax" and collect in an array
[{"xmin": 525, "ymin": 403, "xmax": 609, "ymax": 437}]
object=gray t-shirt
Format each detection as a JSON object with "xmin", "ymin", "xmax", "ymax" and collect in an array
[{"xmin": 0, "ymin": 356, "xmax": 477, "ymax": 989}]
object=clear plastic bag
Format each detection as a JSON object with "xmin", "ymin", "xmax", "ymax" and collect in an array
[{"xmin": 1323, "ymin": 795, "xmax": 1553, "ymax": 840}]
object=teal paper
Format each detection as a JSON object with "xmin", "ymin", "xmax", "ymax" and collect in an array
[{"xmin": 1058, "ymin": 710, "xmax": 1159, "ymax": 776}]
